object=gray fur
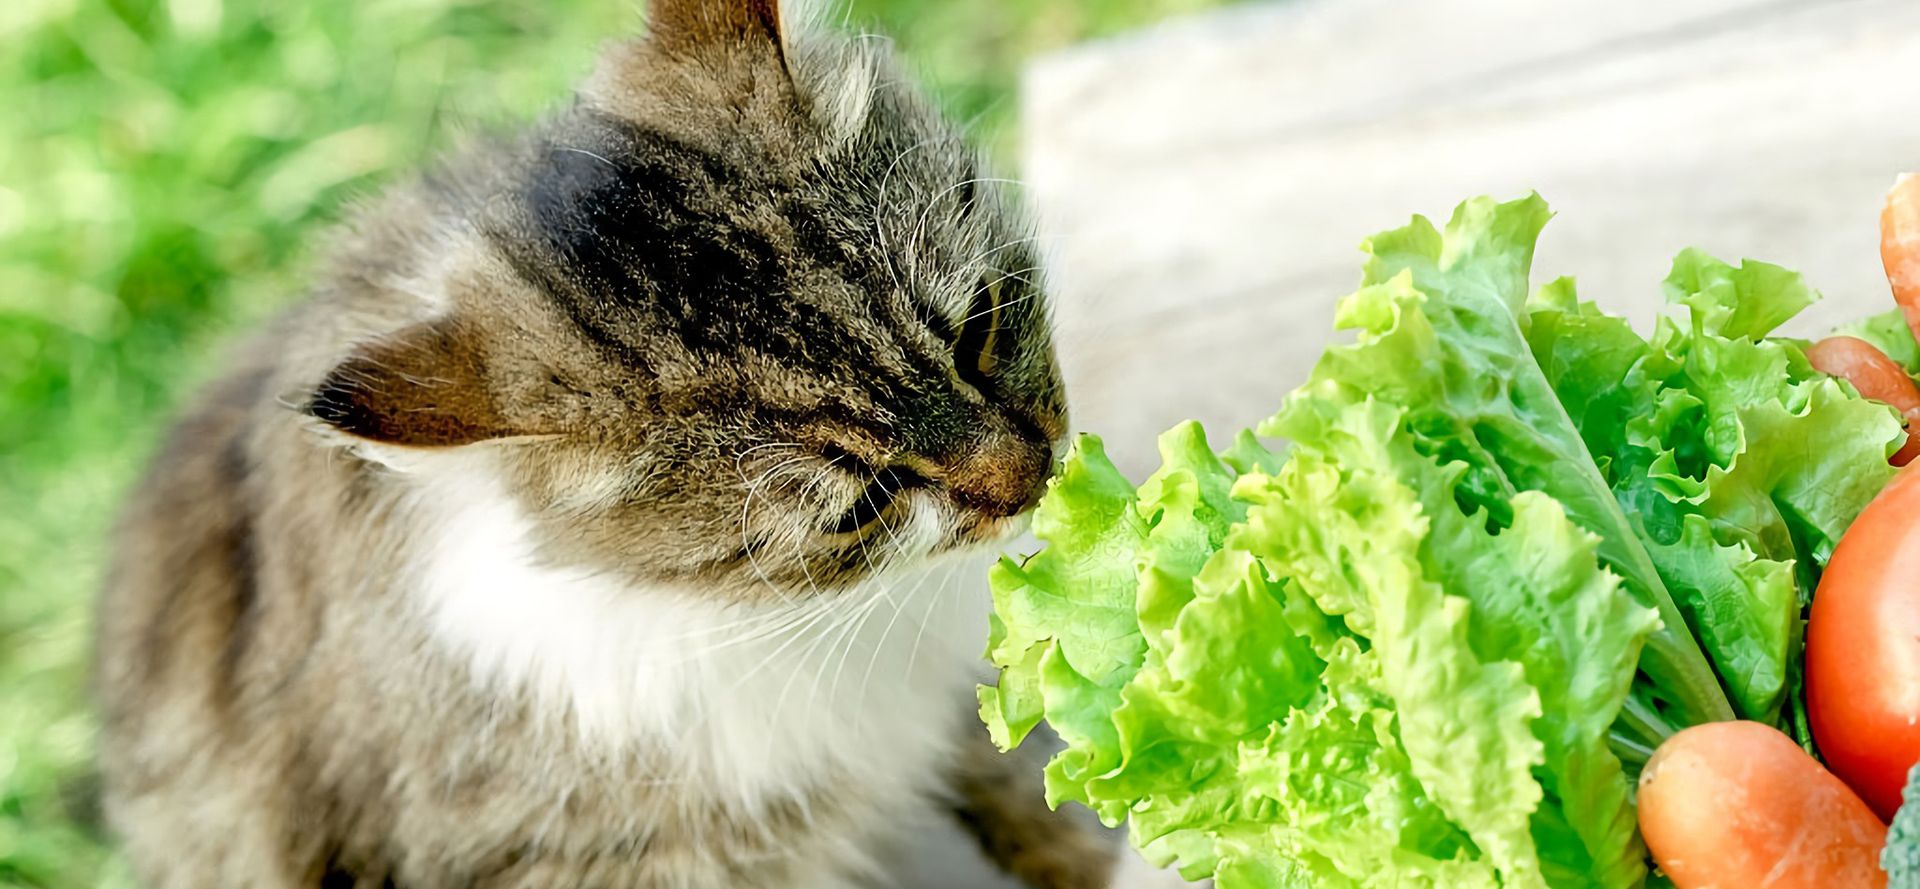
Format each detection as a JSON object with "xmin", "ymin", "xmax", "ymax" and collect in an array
[{"xmin": 94, "ymin": 2, "xmax": 1109, "ymax": 886}]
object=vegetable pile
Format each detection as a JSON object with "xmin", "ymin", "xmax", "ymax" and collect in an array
[{"xmin": 978, "ymin": 194, "xmax": 1917, "ymax": 886}]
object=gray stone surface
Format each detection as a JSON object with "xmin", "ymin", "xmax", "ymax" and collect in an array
[{"xmin": 1025, "ymin": 0, "xmax": 1920, "ymax": 478}]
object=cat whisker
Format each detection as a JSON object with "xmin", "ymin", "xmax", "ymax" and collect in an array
[
  {"xmin": 722, "ymin": 588, "xmax": 871, "ymax": 738},
  {"xmin": 658, "ymin": 595, "xmax": 841, "ymax": 755},
  {"xmin": 919, "ymin": 176, "xmax": 1025, "ymax": 234},
  {"xmin": 952, "ymin": 91, "xmax": 1013, "ymax": 141},
  {"xmin": 106, "ymin": 2, "xmax": 1090, "ymax": 878},
  {"xmin": 751, "ymin": 607, "xmax": 861, "ymax": 766},
  {"xmin": 735, "ymin": 449, "xmax": 817, "ymax": 607},
  {"xmin": 900, "ymin": 560, "xmax": 959, "ymax": 689},
  {"xmin": 668, "ymin": 610, "xmax": 826, "ymax": 681},
  {"xmin": 954, "ymin": 268, "xmax": 1044, "ymax": 328},
  {"xmin": 659, "ymin": 597, "xmax": 812, "ymax": 648},
  {"xmin": 846, "ymin": 511, "xmax": 959, "ymax": 721},
  {"xmin": 801, "ymin": 580, "xmax": 895, "ymax": 735},
  {"xmin": 805, "ymin": 586, "xmax": 885, "ymax": 712},
  {"xmin": 905, "ymin": 172, "xmax": 988, "ymax": 280},
  {"xmin": 733, "ymin": 440, "xmax": 802, "ymax": 461},
  {"xmin": 553, "ymin": 146, "xmax": 618, "ymax": 169},
  {"xmin": 957, "ymin": 234, "xmax": 1043, "ymax": 279},
  {"xmin": 820, "ymin": 597, "xmax": 891, "ymax": 733},
  {"xmin": 842, "ymin": 469, "xmax": 897, "ymax": 580},
  {"xmin": 872, "ymin": 135, "xmax": 946, "ymax": 292},
  {"xmin": 850, "ymin": 558, "xmax": 938, "ymax": 717},
  {"xmin": 985, "ymin": 266, "xmax": 1043, "ymax": 288},
  {"xmin": 845, "ymin": 31, "xmax": 896, "ymax": 50}
]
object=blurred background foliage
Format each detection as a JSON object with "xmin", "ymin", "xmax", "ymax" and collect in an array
[{"xmin": 0, "ymin": 0, "xmax": 1231, "ymax": 884}]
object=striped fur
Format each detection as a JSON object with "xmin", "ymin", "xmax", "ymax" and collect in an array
[{"xmin": 95, "ymin": 2, "xmax": 1114, "ymax": 887}]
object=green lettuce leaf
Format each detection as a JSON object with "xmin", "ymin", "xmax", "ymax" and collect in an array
[
  {"xmin": 980, "ymin": 194, "xmax": 1902, "ymax": 888},
  {"xmin": 1260, "ymin": 391, "xmax": 1652, "ymax": 888},
  {"xmin": 979, "ymin": 434, "xmax": 1144, "ymax": 764},
  {"xmin": 1300, "ymin": 197, "xmax": 1730, "ymax": 732},
  {"xmin": 1524, "ymin": 254, "xmax": 1902, "ymax": 723},
  {"xmin": 1661, "ymin": 248, "xmax": 1818, "ymax": 343}
]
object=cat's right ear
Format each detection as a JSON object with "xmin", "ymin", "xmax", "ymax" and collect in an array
[
  {"xmin": 646, "ymin": 0, "xmax": 786, "ymax": 62},
  {"xmin": 305, "ymin": 319, "xmax": 527, "ymax": 449}
]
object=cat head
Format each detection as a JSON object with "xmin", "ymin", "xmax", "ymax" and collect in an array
[{"xmin": 305, "ymin": 0, "xmax": 1067, "ymax": 600}]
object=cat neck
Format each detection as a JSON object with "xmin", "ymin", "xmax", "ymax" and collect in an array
[{"xmin": 396, "ymin": 451, "xmax": 987, "ymax": 802}]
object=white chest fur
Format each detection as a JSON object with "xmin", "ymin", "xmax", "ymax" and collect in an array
[{"xmin": 400, "ymin": 460, "xmax": 987, "ymax": 810}]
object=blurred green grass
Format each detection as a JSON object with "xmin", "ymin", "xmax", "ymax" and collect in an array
[{"xmin": 0, "ymin": 0, "xmax": 1231, "ymax": 885}]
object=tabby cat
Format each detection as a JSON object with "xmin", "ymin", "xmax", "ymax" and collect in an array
[{"xmin": 94, "ymin": 1, "xmax": 1136, "ymax": 886}]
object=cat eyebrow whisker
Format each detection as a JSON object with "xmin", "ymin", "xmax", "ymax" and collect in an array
[
  {"xmin": 905, "ymin": 173, "xmax": 1000, "ymax": 280},
  {"xmin": 953, "ymin": 91, "xmax": 1012, "ymax": 141},
  {"xmin": 954, "ymin": 266, "xmax": 1043, "ymax": 329},
  {"xmin": 921, "ymin": 176, "xmax": 1023, "ymax": 224},
  {"xmin": 736, "ymin": 456, "xmax": 814, "ymax": 512},
  {"xmin": 957, "ymin": 234, "xmax": 1041, "ymax": 278},
  {"xmin": 841, "ymin": 468, "xmax": 905, "ymax": 578},
  {"xmin": 553, "ymin": 146, "xmax": 618, "ymax": 169},
  {"xmin": 904, "ymin": 176, "xmax": 1024, "ymax": 310},
  {"xmin": 933, "ymin": 246, "xmax": 1042, "ymax": 324},
  {"xmin": 786, "ymin": 501, "xmax": 832, "ymax": 602},
  {"xmin": 871, "ymin": 135, "xmax": 944, "ymax": 294}
]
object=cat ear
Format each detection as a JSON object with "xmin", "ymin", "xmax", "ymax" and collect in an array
[
  {"xmin": 647, "ymin": 0, "xmax": 786, "ymax": 61},
  {"xmin": 306, "ymin": 320, "xmax": 522, "ymax": 448}
]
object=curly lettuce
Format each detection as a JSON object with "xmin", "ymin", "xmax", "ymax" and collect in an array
[{"xmin": 981, "ymin": 195, "xmax": 1905, "ymax": 887}]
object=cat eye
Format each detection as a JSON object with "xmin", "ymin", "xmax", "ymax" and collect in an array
[
  {"xmin": 829, "ymin": 465, "xmax": 928, "ymax": 535},
  {"xmin": 954, "ymin": 278, "xmax": 1003, "ymax": 391}
]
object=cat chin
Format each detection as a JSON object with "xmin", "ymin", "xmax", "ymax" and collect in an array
[{"xmin": 400, "ymin": 453, "xmax": 986, "ymax": 807}]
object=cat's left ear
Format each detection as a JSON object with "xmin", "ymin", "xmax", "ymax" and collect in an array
[
  {"xmin": 647, "ymin": 0, "xmax": 787, "ymax": 63},
  {"xmin": 305, "ymin": 319, "xmax": 529, "ymax": 449}
]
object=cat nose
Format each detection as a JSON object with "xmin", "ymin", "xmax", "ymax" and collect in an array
[{"xmin": 945, "ymin": 435, "xmax": 1052, "ymax": 518}]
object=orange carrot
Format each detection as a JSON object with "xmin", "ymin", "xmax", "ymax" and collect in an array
[
  {"xmin": 1883, "ymin": 173, "xmax": 1920, "ymax": 346},
  {"xmin": 1637, "ymin": 721, "xmax": 1887, "ymax": 889},
  {"xmin": 1806, "ymin": 335, "xmax": 1920, "ymax": 465}
]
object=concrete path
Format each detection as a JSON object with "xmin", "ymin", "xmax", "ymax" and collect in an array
[{"xmin": 1027, "ymin": 0, "xmax": 1920, "ymax": 478}]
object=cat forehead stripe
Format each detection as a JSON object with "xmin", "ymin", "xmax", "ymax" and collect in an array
[{"xmin": 489, "ymin": 110, "xmax": 971, "ymax": 415}]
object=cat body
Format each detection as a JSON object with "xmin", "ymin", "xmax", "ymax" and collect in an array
[
  {"xmin": 95, "ymin": 2, "xmax": 1114, "ymax": 886},
  {"xmin": 102, "ymin": 387, "xmax": 991, "ymax": 886}
]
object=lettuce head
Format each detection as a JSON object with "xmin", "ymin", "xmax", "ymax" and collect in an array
[{"xmin": 980, "ymin": 195, "xmax": 1905, "ymax": 887}]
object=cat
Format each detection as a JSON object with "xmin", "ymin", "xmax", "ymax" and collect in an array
[{"xmin": 93, "ymin": 1, "xmax": 1136, "ymax": 886}]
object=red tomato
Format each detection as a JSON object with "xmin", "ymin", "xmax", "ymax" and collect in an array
[{"xmin": 1807, "ymin": 462, "xmax": 1920, "ymax": 821}]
